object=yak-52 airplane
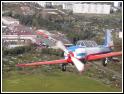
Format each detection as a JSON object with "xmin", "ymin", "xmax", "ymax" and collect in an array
[{"xmin": 16, "ymin": 30, "xmax": 122, "ymax": 73}]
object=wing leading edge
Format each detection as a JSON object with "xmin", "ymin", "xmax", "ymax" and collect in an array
[
  {"xmin": 16, "ymin": 59, "xmax": 68, "ymax": 67},
  {"xmin": 87, "ymin": 51, "xmax": 122, "ymax": 61},
  {"xmin": 16, "ymin": 52, "xmax": 122, "ymax": 67}
]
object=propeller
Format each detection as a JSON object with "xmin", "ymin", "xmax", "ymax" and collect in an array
[{"xmin": 56, "ymin": 41, "xmax": 84, "ymax": 72}]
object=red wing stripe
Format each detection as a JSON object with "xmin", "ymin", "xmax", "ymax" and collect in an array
[
  {"xmin": 16, "ymin": 59, "xmax": 68, "ymax": 67},
  {"xmin": 87, "ymin": 51, "xmax": 122, "ymax": 61}
]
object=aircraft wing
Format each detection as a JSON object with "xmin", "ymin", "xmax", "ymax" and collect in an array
[
  {"xmin": 16, "ymin": 59, "xmax": 69, "ymax": 67},
  {"xmin": 87, "ymin": 51, "xmax": 122, "ymax": 61}
]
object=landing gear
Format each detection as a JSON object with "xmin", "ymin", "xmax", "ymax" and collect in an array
[
  {"xmin": 61, "ymin": 64, "xmax": 66, "ymax": 71},
  {"xmin": 102, "ymin": 58, "xmax": 109, "ymax": 66}
]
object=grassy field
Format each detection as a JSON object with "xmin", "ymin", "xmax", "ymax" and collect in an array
[
  {"xmin": 2, "ymin": 71, "xmax": 121, "ymax": 92},
  {"xmin": 2, "ymin": 49, "xmax": 122, "ymax": 92},
  {"xmin": 2, "ymin": 50, "xmax": 122, "ymax": 92}
]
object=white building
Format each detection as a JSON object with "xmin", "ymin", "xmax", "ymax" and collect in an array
[
  {"xmin": 96, "ymin": 4, "xmax": 103, "ymax": 14},
  {"xmin": 2, "ymin": 35, "xmax": 37, "ymax": 43},
  {"xmin": 37, "ymin": 2, "xmax": 63, "ymax": 8},
  {"xmin": 36, "ymin": 2, "xmax": 112, "ymax": 14},
  {"xmin": 52, "ymin": 2, "xmax": 64, "ymax": 6},
  {"xmin": 114, "ymin": 1, "xmax": 121, "ymax": 8},
  {"xmin": 119, "ymin": 32, "xmax": 122, "ymax": 38},
  {"xmin": 7, "ymin": 44, "xmax": 24, "ymax": 49},
  {"xmin": 2, "ymin": 24, "xmax": 37, "ymax": 45},
  {"xmin": 73, "ymin": 4, "xmax": 83, "ymax": 13},
  {"xmin": 112, "ymin": 2, "xmax": 122, "ymax": 12},
  {"xmin": 62, "ymin": 3, "xmax": 73, "ymax": 10},
  {"xmin": 72, "ymin": 3, "xmax": 111, "ymax": 14},
  {"xmin": 89, "ymin": 4, "xmax": 96, "ymax": 13},
  {"xmin": 102, "ymin": 4, "xmax": 111, "ymax": 14},
  {"xmin": 2, "ymin": 16, "xmax": 19, "ymax": 26},
  {"xmin": 37, "ymin": 2, "xmax": 46, "ymax": 7}
]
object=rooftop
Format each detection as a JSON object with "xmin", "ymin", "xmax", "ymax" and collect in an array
[
  {"xmin": 4, "ymin": 24, "xmax": 35, "ymax": 35},
  {"xmin": 2, "ymin": 16, "xmax": 19, "ymax": 22}
]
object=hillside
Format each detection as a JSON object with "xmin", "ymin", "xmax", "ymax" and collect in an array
[
  {"xmin": 2, "ymin": 47, "xmax": 122, "ymax": 91},
  {"xmin": 2, "ymin": 2, "xmax": 122, "ymax": 44},
  {"xmin": 2, "ymin": 2, "xmax": 122, "ymax": 92}
]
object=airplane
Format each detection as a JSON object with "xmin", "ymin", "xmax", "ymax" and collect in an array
[{"xmin": 16, "ymin": 30, "xmax": 122, "ymax": 73}]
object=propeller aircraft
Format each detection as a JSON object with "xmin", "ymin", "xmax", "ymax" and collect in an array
[{"xmin": 16, "ymin": 30, "xmax": 122, "ymax": 73}]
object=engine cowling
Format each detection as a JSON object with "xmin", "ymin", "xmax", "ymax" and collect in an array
[{"xmin": 64, "ymin": 48, "xmax": 86, "ymax": 61}]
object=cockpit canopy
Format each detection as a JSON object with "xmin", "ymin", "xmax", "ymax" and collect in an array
[{"xmin": 76, "ymin": 40, "xmax": 98, "ymax": 47}]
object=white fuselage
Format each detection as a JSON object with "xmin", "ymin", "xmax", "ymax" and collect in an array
[{"xmin": 64, "ymin": 46, "xmax": 112, "ymax": 59}]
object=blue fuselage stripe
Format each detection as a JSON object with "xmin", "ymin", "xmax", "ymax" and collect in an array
[
  {"xmin": 77, "ymin": 53, "xmax": 86, "ymax": 56},
  {"xmin": 66, "ymin": 45, "xmax": 111, "ymax": 59}
]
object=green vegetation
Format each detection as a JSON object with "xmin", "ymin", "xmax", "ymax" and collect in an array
[
  {"xmin": 2, "ymin": 47, "xmax": 63, "ymax": 74},
  {"xmin": 2, "ymin": 71, "xmax": 121, "ymax": 92},
  {"xmin": 2, "ymin": 45, "xmax": 36, "ymax": 56},
  {"xmin": 5, "ymin": 12, "xmax": 121, "ymax": 44},
  {"xmin": 2, "ymin": 2, "xmax": 122, "ymax": 92},
  {"xmin": 2, "ymin": 2, "xmax": 122, "ymax": 44},
  {"xmin": 2, "ymin": 47, "xmax": 122, "ymax": 92},
  {"xmin": 41, "ymin": 48, "xmax": 63, "ymax": 57}
]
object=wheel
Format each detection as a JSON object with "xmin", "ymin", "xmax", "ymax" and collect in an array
[
  {"xmin": 102, "ymin": 58, "xmax": 108, "ymax": 67},
  {"xmin": 62, "ymin": 64, "xmax": 66, "ymax": 71},
  {"xmin": 82, "ymin": 59, "xmax": 87, "ymax": 64}
]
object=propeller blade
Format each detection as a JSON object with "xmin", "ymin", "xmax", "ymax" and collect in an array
[
  {"xmin": 56, "ymin": 41, "xmax": 85, "ymax": 72},
  {"xmin": 71, "ymin": 56, "xmax": 84, "ymax": 72},
  {"xmin": 56, "ymin": 41, "xmax": 69, "ymax": 54}
]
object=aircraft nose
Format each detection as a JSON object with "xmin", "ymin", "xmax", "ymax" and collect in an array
[
  {"xmin": 64, "ymin": 51, "xmax": 74, "ymax": 62},
  {"xmin": 68, "ymin": 51, "xmax": 74, "ymax": 57}
]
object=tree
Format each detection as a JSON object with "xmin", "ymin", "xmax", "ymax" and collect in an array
[{"xmin": 2, "ymin": 46, "xmax": 32, "ymax": 56}]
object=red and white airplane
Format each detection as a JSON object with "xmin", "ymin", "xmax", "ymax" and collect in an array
[{"xmin": 16, "ymin": 30, "xmax": 122, "ymax": 73}]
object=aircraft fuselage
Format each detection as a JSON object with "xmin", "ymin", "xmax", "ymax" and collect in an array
[{"xmin": 64, "ymin": 45, "xmax": 112, "ymax": 60}]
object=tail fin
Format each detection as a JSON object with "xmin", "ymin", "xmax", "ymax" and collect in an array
[{"xmin": 104, "ymin": 29, "xmax": 114, "ymax": 47}]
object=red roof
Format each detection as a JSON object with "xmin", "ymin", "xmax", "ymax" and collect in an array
[
  {"xmin": 6, "ymin": 24, "xmax": 35, "ymax": 35},
  {"xmin": 36, "ymin": 31, "xmax": 48, "ymax": 38}
]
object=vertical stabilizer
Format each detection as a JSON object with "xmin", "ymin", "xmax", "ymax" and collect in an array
[{"xmin": 104, "ymin": 29, "xmax": 114, "ymax": 47}]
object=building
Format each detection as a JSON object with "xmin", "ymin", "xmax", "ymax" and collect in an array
[
  {"xmin": 62, "ymin": 3, "xmax": 73, "ymax": 10},
  {"xmin": 37, "ymin": 2, "xmax": 46, "ymax": 7},
  {"xmin": 2, "ymin": 24, "xmax": 37, "ymax": 47},
  {"xmin": 114, "ymin": 1, "xmax": 122, "ymax": 8},
  {"xmin": 34, "ymin": 29, "xmax": 72, "ymax": 48},
  {"xmin": 112, "ymin": 2, "xmax": 122, "ymax": 12},
  {"xmin": 2, "ymin": 16, "xmax": 19, "ymax": 26},
  {"xmin": 72, "ymin": 3, "xmax": 111, "ymax": 14},
  {"xmin": 37, "ymin": 2, "xmax": 64, "ymax": 7},
  {"xmin": 119, "ymin": 32, "xmax": 122, "ymax": 38},
  {"xmin": 20, "ymin": 5, "xmax": 35, "ymax": 15}
]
